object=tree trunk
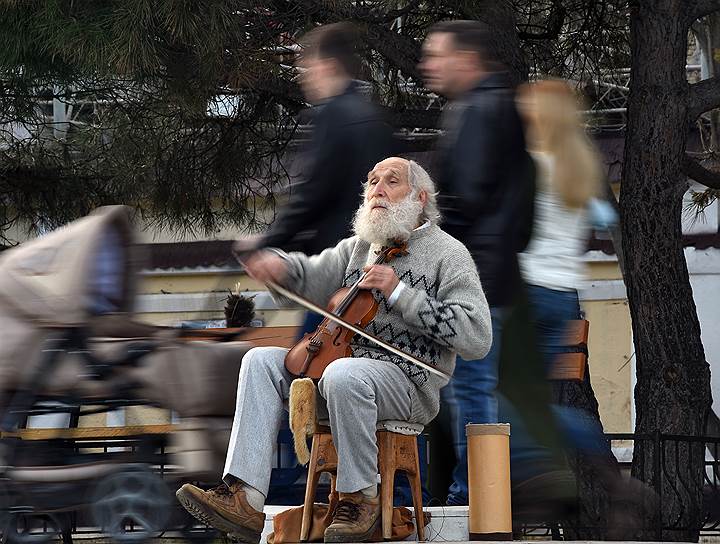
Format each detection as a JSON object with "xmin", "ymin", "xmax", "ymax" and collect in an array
[
  {"xmin": 701, "ymin": 13, "xmax": 720, "ymax": 149},
  {"xmin": 621, "ymin": 2, "xmax": 712, "ymax": 541}
]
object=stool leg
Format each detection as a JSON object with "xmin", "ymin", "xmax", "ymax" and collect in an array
[
  {"xmin": 408, "ymin": 445, "xmax": 426, "ymax": 541},
  {"xmin": 300, "ymin": 434, "xmax": 321, "ymax": 542},
  {"xmin": 378, "ymin": 432, "xmax": 395, "ymax": 540}
]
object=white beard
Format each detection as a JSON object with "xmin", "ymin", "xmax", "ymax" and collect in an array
[{"xmin": 352, "ymin": 194, "xmax": 424, "ymax": 246}]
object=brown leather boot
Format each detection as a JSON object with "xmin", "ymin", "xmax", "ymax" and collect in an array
[
  {"xmin": 324, "ymin": 491, "xmax": 380, "ymax": 543},
  {"xmin": 176, "ymin": 482, "xmax": 265, "ymax": 543}
]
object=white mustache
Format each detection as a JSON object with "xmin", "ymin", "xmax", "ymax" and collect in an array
[{"xmin": 368, "ymin": 199, "xmax": 390, "ymax": 208}]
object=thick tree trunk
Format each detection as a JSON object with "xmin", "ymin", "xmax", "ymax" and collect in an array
[{"xmin": 621, "ymin": 3, "xmax": 712, "ymax": 541}]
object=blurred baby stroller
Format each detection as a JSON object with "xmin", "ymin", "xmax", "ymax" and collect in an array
[{"xmin": 0, "ymin": 206, "xmax": 267, "ymax": 544}]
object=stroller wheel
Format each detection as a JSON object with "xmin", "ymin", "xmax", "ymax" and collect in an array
[
  {"xmin": 0, "ymin": 482, "xmax": 10, "ymax": 542},
  {"xmin": 90, "ymin": 466, "xmax": 172, "ymax": 544},
  {"xmin": 4, "ymin": 513, "xmax": 63, "ymax": 544}
]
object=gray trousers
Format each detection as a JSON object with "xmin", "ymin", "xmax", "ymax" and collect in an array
[{"xmin": 223, "ymin": 346, "xmax": 412, "ymax": 495}]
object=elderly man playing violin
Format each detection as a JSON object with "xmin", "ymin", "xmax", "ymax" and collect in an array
[{"xmin": 177, "ymin": 157, "xmax": 492, "ymax": 544}]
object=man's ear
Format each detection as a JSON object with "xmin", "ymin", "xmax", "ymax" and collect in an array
[
  {"xmin": 460, "ymin": 49, "xmax": 484, "ymax": 73},
  {"xmin": 418, "ymin": 189, "xmax": 428, "ymax": 206},
  {"xmin": 329, "ymin": 58, "xmax": 348, "ymax": 79}
]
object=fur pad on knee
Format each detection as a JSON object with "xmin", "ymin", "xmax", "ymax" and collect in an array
[{"xmin": 289, "ymin": 378, "xmax": 316, "ymax": 465}]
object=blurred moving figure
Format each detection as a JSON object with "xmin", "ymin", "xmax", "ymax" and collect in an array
[
  {"xmin": 235, "ymin": 22, "xmax": 392, "ymax": 335},
  {"xmin": 514, "ymin": 80, "xmax": 654, "ymax": 527},
  {"xmin": 0, "ymin": 206, "xmax": 254, "ymax": 542},
  {"xmin": 420, "ymin": 20, "xmax": 536, "ymax": 506},
  {"xmin": 517, "ymin": 79, "xmax": 602, "ymax": 375},
  {"xmin": 236, "ymin": 23, "xmax": 392, "ymax": 257}
]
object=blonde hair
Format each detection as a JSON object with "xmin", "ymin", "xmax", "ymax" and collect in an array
[{"xmin": 520, "ymin": 80, "xmax": 603, "ymax": 209}]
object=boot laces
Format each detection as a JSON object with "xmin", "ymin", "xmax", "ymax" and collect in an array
[
  {"xmin": 209, "ymin": 484, "xmax": 232, "ymax": 497},
  {"xmin": 333, "ymin": 499, "xmax": 361, "ymax": 523}
]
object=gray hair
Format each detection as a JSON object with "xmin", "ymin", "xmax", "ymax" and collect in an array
[{"xmin": 408, "ymin": 160, "xmax": 441, "ymax": 224}]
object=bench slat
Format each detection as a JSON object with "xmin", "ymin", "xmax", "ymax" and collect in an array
[
  {"xmin": 564, "ymin": 319, "xmax": 590, "ymax": 346},
  {"xmin": 548, "ymin": 353, "xmax": 586, "ymax": 381},
  {"xmin": 1, "ymin": 424, "xmax": 177, "ymax": 441}
]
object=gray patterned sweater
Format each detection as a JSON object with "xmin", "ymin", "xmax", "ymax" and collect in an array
[{"xmin": 277, "ymin": 224, "xmax": 492, "ymax": 424}]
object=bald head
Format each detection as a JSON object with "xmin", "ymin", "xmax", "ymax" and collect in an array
[{"xmin": 370, "ymin": 157, "xmax": 409, "ymax": 184}]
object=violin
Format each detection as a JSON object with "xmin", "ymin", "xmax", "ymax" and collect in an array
[{"xmin": 284, "ymin": 243, "xmax": 408, "ymax": 379}]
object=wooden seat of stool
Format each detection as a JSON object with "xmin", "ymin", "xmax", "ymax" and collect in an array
[{"xmin": 300, "ymin": 421, "xmax": 426, "ymax": 542}]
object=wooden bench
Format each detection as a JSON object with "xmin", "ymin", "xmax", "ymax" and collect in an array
[
  {"xmin": 179, "ymin": 326, "xmax": 297, "ymax": 348},
  {"xmin": 2, "ymin": 329, "xmax": 299, "ymax": 443},
  {"xmin": 4, "ymin": 321, "xmax": 588, "ymax": 441},
  {"xmin": 547, "ymin": 319, "xmax": 590, "ymax": 382},
  {"xmin": 230, "ymin": 323, "xmax": 591, "ymax": 382},
  {"xmin": 0, "ymin": 424, "xmax": 177, "ymax": 441},
  {"xmin": 185, "ymin": 323, "xmax": 591, "ymax": 381}
]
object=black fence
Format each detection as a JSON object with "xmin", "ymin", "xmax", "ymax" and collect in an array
[
  {"xmin": 608, "ymin": 432, "xmax": 720, "ymax": 539},
  {"xmin": 515, "ymin": 432, "xmax": 720, "ymax": 541}
]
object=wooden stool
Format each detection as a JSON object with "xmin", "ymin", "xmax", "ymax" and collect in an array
[{"xmin": 300, "ymin": 420, "xmax": 426, "ymax": 542}]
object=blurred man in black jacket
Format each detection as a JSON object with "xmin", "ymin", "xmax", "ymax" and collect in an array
[
  {"xmin": 420, "ymin": 20, "xmax": 536, "ymax": 506},
  {"xmin": 235, "ymin": 23, "xmax": 392, "ymax": 336},
  {"xmin": 236, "ymin": 23, "xmax": 392, "ymax": 257}
]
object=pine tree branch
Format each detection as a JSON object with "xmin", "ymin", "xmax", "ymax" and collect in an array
[
  {"xmin": 352, "ymin": 0, "xmax": 423, "ymax": 24},
  {"xmin": 293, "ymin": 0, "xmax": 424, "ymax": 81},
  {"xmin": 362, "ymin": 24, "xmax": 423, "ymax": 81},
  {"xmin": 684, "ymin": 154, "xmax": 720, "ymax": 189},
  {"xmin": 688, "ymin": 76, "xmax": 720, "ymax": 119},
  {"xmin": 517, "ymin": 1, "xmax": 566, "ymax": 41},
  {"xmin": 690, "ymin": 0, "xmax": 720, "ymax": 21}
]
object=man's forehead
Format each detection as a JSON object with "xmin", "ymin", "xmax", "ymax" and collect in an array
[
  {"xmin": 424, "ymin": 32, "xmax": 453, "ymax": 52},
  {"xmin": 370, "ymin": 158, "xmax": 408, "ymax": 175},
  {"xmin": 369, "ymin": 166, "xmax": 401, "ymax": 177}
]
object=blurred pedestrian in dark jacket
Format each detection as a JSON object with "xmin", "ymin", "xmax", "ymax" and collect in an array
[
  {"xmin": 235, "ymin": 23, "xmax": 392, "ymax": 334},
  {"xmin": 236, "ymin": 22, "xmax": 392, "ymax": 257},
  {"xmin": 420, "ymin": 20, "xmax": 536, "ymax": 506}
]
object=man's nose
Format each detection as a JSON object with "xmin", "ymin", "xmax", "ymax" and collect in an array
[{"xmin": 370, "ymin": 185, "xmax": 386, "ymax": 199}]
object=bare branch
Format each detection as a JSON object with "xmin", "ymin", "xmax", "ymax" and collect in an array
[
  {"xmin": 362, "ymin": 24, "xmax": 423, "ymax": 81},
  {"xmin": 292, "ymin": 0, "xmax": 424, "ymax": 81},
  {"xmin": 353, "ymin": 0, "xmax": 423, "ymax": 24},
  {"xmin": 684, "ymin": 154, "xmax": 720, "ymax": 189},
  {"xmin": 688, "ymin": 76, "xmax": 720, "ymax": 119},
  {"xmin": 690, "ymin": 0, "xmax": 720, "ymax": 21},
  {"xmin": 517, "ymin": 1, "xmax": 567, "ymax": 41}
]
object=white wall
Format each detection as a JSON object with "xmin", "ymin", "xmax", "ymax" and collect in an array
[{"xmin": 687, "ymin": 248, "xmax": 720, "ymax": 413}]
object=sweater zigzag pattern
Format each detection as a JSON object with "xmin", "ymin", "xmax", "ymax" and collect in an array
[{"xmin": 281, "ymin": 224, "xmax": 492, "ymax": 423}]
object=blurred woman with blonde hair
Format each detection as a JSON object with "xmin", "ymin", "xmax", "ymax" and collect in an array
[
  {"xmin": 511, "ymin": 81, "xmax": 650, "ymax": 518},
  {"xmin": 517, "ymin": 79, "xmax": 603, "ymax": 374}
]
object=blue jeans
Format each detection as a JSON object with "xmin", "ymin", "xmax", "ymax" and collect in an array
[
  {"xmin": 444, "ymin": 307, "xmax": 504, "ymax": 505},
  {"xmin": 526, "ymin": 285, "xmax": 582, "ymax": 375},
  {"xmin": 526, "ymin": 284, "xmax": 610, "ymax": 456}
]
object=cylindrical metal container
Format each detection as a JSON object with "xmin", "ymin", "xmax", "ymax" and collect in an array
[{"xmin": 466, "ymin": 423, "xmax": 512, "ymax": 540}]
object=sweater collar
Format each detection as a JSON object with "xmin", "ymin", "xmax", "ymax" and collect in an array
[{"xmin": 407, "ymin": 222, "xmax": 437, "ymax": 242}]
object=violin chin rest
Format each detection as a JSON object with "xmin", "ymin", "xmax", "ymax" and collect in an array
[{"xmin": 289, "ymin": 377, "xmax": 317, "ymax": 465}]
